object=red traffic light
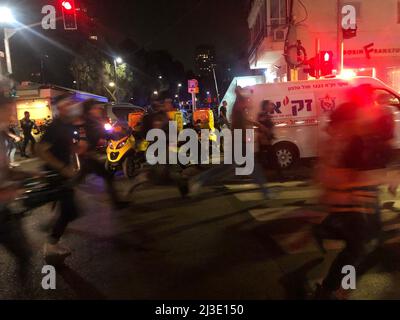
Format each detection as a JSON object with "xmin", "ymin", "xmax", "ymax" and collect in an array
[
  {"xmin": 319, "ymin": 51, "xmax": 334, "ymax": 76},
  {"xmin": 61, "ymin": 0, "xmax": 77, "ymax": 30},
  {"xmin": 62, "ymin": 1, "xmax": 73, "ymax": 11}
]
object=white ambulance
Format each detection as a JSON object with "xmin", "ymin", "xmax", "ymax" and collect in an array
[{"xmin": 242, "ymin": 76, "xmax": 400, "ymax": 168}]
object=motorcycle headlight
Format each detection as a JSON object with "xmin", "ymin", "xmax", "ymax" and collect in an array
[
  {"xmin": 104, "ymin": 123, "xmax": 113, "ymax": 131},
  {"xmin": 117, "ymin": 140, "xmax": 126, "ymax": 149}
]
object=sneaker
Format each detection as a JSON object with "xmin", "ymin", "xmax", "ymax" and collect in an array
[{"xmin": 9, "ymin": 162, "xmax": 20, "ymax": 168}]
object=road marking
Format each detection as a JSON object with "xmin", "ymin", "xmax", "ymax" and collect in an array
[
  {"xmin": 249, "ymin": 208, "xmax": 326, "ymax": 222},
  {"xmin": 226, "ymin": 183, "xmax": 400, "ymax": 255}
]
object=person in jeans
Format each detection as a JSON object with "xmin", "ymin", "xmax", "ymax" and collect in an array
[
  {"xmin": 5, "ymin": 119, "xmax": 22, "ymax": 167},
  {"xmin": 36, "ymin": 94, "xmax": 81, "ymax": 260}
]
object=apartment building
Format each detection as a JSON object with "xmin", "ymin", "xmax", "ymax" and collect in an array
[{"xmin": 247, "ymin": 0, "xmax": 400, "ymax": 91}]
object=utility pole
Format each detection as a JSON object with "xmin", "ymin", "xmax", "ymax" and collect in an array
[
  {"xmin": 2, "ymin": 19, "xmax": 60, "ymax": 76},
  {"xmin": 337, "ymin": 0, "xmax": 344, "ymax": 74},
  {"xmin": 191, "ymin": 92, "xmax": 196, "ymax": 112},
  {"xmin": 4, "ymin": 28, "xmax": 16, "ymax": 74},
  {"xmin": 211, "ymin": 64, "xmax": 220, "ymax": 105}
]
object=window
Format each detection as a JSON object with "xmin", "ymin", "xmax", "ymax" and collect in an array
[
  {"xmin": 388, "ymin": 68, "xmax": 400, "ymax": 92},
  {"xmin": 270, "ymin": 0, "xmax": 287, "ymax": 27}
]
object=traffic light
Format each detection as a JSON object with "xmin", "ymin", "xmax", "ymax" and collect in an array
[
  {"xmin": 319, "ymin": 51, "xmax": 334, "ymax": 76},
  {"xmin": 304, "ymin": 56, "xmax": 318, "ymax": 78},
  {"xmin": 61, "ymin": 1, "xmax": 77, "ymax": 30}
]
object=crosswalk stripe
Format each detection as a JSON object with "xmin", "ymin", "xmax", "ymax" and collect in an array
[
  {"xmin": 249, "ymin": 208, "xmax": 326, "ymax": 222},
  {"xmin": 226, "ymin": 183, "xmax": 400, "ymax": 255}
]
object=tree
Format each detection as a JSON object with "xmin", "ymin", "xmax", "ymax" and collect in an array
[{"xmin": 70, "ymin": 43, "xmax": 134, "ymax": 102}]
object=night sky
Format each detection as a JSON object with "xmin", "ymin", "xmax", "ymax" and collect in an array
[
  {"xmin": 88, "ymin": 0, "xmax": 249, "ymax": 69},
  {"xmin": 0, "ymin": 0, "xmax": 249, "ymax": 83}
]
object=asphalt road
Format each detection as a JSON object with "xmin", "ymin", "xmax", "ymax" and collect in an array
[{"xmin": 1, "ymin": 158, "xmax": 400, "ymax": 300}]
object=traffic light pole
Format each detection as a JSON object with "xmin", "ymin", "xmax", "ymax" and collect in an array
[
  {"xmin": 113, "ymin": 59, "xmax": 118, "ymax": 103},
  {"xmin": 315, "ymin": 38, "xmax": 320, "ymax": 79},
  {"xmin": 212, "ymin": 65, "xmax": 220, "ymax": 105},
  {"xmin": 337, "ymin": 0, "xmax": 344, "ymax": 74},
  {"xmin": 4, "ymin": 28, "xmax": 17, "ymax": 74},
  {"xmin": 2, "ymin": 19, "xmax": 60, "ymax": 76},
  {"xmin": 192, "ymin": 92, "xmax": 196, "ymax": 112}
]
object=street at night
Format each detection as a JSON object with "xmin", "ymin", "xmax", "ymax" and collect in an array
[
  {"xmin": 1, "ymin": 0, "xmax": 400, "ymax": 314},
  {"xmin": 2, "ymin": 158, "xmax": 400, "ymax": 300}
]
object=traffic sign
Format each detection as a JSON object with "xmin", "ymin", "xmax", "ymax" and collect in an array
[{"xmin": 188, "ymin": 79, "xmax": 199, "ymax": 94}]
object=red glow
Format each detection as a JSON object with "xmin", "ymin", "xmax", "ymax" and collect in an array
[{"xmin": 62, "ymin": 1, "xmax": 73, "ymax": 11}]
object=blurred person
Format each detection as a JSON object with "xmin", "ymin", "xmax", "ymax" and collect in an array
[
  {"xmin": 36, "ymin": 94, "xmax": 81, "ymax": 261},
  {"xmin": 190, "ymin": 87, "xmax": 268, "ymax": 199},
  {"xmin": 257, "ymin": 100, "xmax": 282, "ymax": 179},
  {"xmin": 77, "ymin": 99, "xmax": 128, "ymax": 209},
  {"xmin": 163, "ymin": 97, "xmax": 175, "ymax": 112},
  {"xmin": 20, "ymin": 111, "xmax": 37, "ymax": 158},
  {"xmin": 219, "ymin": 100, "xmax": 230, "ymax": 129},
  {"xmin": 0, "ymin": 96, "xmax": 33, "ymax": 286},
  {"xmin": 131, "ymin": 92, "xmax": 188, "ymax": 197},
  {"xmin": 313, "ymin": 85, "xmax": 397, "ymax": 299}
]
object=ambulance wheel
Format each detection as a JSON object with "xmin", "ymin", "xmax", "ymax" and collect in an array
[
  {"xmin": 122, "ymin": 156, "xmax": 136, "ymax": 179},
  {"xmin": 274, "ymin": 143, "xmax": 299, "ymax": 169}
]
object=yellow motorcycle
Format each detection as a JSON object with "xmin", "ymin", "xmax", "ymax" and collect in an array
[
  {"xmin": 105, "ymin": 121, "xmax": 149, "ymax": 178},
  {"xmin": 105, "ymin": 110, "xmax": 184, "ymax": 178}
]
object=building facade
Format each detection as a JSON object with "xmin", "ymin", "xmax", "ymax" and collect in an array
[
  {"xmin": 195, "ymin": 45, "xmax": 216, "ymax": 78},
  {"xmin": 247, "ymin": 0, "xmax": 400, "ymax": 91}
]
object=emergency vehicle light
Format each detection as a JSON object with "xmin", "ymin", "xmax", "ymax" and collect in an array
[{"xmin": 338, "ymin": 69, "xmax": 357, "ymax": 80}]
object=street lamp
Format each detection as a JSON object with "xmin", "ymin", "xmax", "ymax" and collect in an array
[
  {"xmin": 153, "ymin": 90, "xmax": 158, "ymax": 95},
  {"xmin": 177, "ymin": 83, "xmax": 182, "ymax": 88},
  {"xmin": 109, "ymin": 81, "xmax": 116, "ymax": 88},
  {"xmin": 113, "ymin": 56, "xmax": 123, "ymax": 78},
  {"xmin": 158, "ymin": 75, "xmax": 163, "ymax": 79},
  {"xmin": 112, "ymin": 56, "xmax": 123, "ymax": 102},
  {"xmin": 0, "ymin": 7, "xmax": 15, "ymax": 23}
]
